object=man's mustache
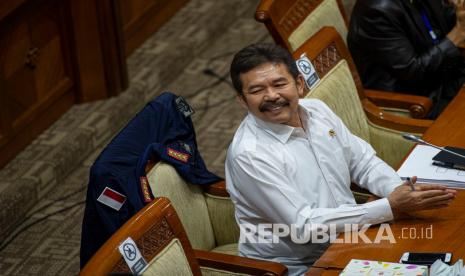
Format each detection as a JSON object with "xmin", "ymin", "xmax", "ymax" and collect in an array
[{"xmin": 259, "ymin": 100, "xmax": 289, "ymax": 112}]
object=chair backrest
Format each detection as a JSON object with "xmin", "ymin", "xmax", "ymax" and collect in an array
[
  {"xmin": 293, "ymin": 26, "xmax": 370, "ymax": 142},
  {"xmin": 255, "ymin": 0, "xmax": 348, "ymax": 51},
  {"xmin": 293, "ymin": 27, "xmax": 425, "ymax": 167},
  {"xmin": 80, "ymin": 197, "xmax": 202, "ymax": 275},
  {"xmin": 146, "ymin": 161, "xmax": 217, "ymax": 252}
]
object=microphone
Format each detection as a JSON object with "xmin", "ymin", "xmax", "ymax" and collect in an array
[{"xmin": 402, "ymin": 133, "xmax": 465, "ymax": 160}]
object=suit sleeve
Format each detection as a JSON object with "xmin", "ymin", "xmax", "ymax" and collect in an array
[{"xmin": 351, "ymin": 6, "xmax": 461, "ymax": 82}]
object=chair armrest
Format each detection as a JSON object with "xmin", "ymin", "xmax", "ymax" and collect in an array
[
  {"xmin": 350, "ymin": 183, "xmax": 371, "ymax": 195},
  {"xmin": 350, "ymin": 183, "xmax": 372, "ymax": 204},
  {"xmin": 365, "ymin": 89, "xmax": 433, "ymax": 119},
  {"xmin": 202, "ymin": 180, "xmax": 230, "ymax": 197},
  {"xmin": 194, "ymin": 249, "xmax": 288, "ymax": 276},
  {"xmin": 362, "ymin": 99, "xmax": 433, "ymax": 133}
]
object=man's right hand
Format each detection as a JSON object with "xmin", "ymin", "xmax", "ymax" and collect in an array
[{"xmin": 387, "ymin": 177, "xmax": 457, "ymax": 217}]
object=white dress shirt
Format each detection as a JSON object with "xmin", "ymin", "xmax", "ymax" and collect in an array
[{"xmin": 225, "ymin": 99, "xmax": 401, "ymax": 275}]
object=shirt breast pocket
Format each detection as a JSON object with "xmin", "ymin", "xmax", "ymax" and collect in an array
[{"xmin": 326, "ymin": 142, "xmax": 351, "ymax": 185}]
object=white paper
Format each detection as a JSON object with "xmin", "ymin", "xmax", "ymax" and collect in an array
[{"xmin": 397, "ymin": 145, "xmax": 465, "ymax": 188}]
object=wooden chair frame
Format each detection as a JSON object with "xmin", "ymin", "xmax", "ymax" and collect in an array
[
  {"xmin": 255, "ymin": 0, "xmax": 348, "ymax": 51},
  {"xmin": 80, "ymin": 197, "xmax": 287, "ymax": 275}
]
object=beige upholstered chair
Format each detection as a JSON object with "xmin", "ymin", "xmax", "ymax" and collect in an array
[
  {"xmin": 255, "ymin": 0, "xmax": 434, "ymax": 119},
  {"xmin": 144, "ymin": 160, "xmax": 239, "ymax": 256},
  {"xmin": 80, "ymin": 197, "xmax": 287, "ymax": 275},
  {"xmin": 293, "ymin": 27, "xmax": 434, "ymax": 169}
]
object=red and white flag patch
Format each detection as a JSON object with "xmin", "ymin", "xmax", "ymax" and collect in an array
[{"xmin": 97, "ymin": 187, "xmax": 126, "ymax": 211}]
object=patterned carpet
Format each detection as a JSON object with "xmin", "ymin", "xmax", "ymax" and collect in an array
[{"xmin": 0, "ymin": 0, "xmax": 355, "ymax": 274}]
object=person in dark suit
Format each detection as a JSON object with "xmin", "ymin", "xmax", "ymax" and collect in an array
[{"xmin": 348, "ymin": 0, "xmax": 465, "ymax": 118}]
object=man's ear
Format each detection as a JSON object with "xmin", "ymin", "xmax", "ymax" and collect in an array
[
  {"xmin": 236, "ymin": 95, "xmax": 248, "ymax": 109},
  {"xmin": 296, "ymin": 74, "xmax": 306, "ymax": 98}
]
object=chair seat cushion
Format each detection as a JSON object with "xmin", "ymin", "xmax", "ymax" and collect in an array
[{"xmin": 211, "ymin": 243, "xmax": 238, "ymax": 255}]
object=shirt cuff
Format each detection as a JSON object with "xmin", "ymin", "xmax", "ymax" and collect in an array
[{"xmin": 364, "ymin": 198, "xmax": 394, "ymax": 224}]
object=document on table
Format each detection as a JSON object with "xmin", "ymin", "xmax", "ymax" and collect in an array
[{"xmin": 397, "ymin": 145, "xmax": 465, "ymax": 188}]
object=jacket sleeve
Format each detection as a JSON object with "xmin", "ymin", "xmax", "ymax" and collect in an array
[{"xmin": 353, "ymin": 6, "xmax": 461, "ymax": 82}]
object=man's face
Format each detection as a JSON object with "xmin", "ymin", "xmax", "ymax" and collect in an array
[{"xmin": 238, "ymin": 62, "xmax": 304, "ymax": 127}]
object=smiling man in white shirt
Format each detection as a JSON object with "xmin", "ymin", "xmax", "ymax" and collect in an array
[{"xmin": 225, "ymin": 43, "xmax": 457, "ymax": 275}]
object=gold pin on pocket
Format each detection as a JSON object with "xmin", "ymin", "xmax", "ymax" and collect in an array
[{"xmin": 329, "ymin": 129, "xmax": 336, "ymax": 138}]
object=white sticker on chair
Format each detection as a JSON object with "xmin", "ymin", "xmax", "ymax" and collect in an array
[
  {"xmin": 296, "ymin": 54, "xmax": 320, "ymax": 90},
  {"xmin": 118, "ymin": 237, "xmax": 148, "ymax": 275}
]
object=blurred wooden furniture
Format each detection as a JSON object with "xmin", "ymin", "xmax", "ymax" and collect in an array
[
  {"xmin": 255, "ymin": 0, "xmax": 433, "ymax": 119},
  {"xmin": 81, "ymin": 197, "xmax": 287, "ymax": 275},
  {"xmin": 0, "ymin": 0, "xmax": 125, "ymax": 169},
  {"xmin": 305, "ymin": 90, "xmax": 465, "ymax": 275},
  {"xmin": 294, "ymin": 27, "xmax": 432, "ymax": 168},
  {"xmin": 0, "ymin": 0, "xmax": 187, "ymax": 169},
  {"xmin": 255, "ymin": 0, "xmax": 348, "ymax": 51},
  {"xmin": 119, "ymin": 0, "xmax": 188, "ymax": 56}
]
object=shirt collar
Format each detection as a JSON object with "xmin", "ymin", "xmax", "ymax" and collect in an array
[{"xmin": 250, "ymin": 105, "xmax": 310, "ymax": 144}]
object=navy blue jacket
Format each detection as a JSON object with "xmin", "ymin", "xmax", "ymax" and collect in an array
[{"xmin": 80, "ymin": 92, "xmax": 221, "ymax": 267}]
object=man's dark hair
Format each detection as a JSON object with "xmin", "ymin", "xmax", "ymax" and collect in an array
[{"xmin": 230, "ymin": 43, "xmax": 300, "ymax": 95}]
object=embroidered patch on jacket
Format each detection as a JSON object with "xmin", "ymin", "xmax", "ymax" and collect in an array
[
  {"xmin": 97, "ymin": 187, "xmax": 126, "ymax": 211},
  {"xmin": 139, "ymin": 176, "xmax": 153, "ymax": 203},
  {"xmin": 329, "ymin": 129, "xmax": 336, "ymax": 138},
  {"xmin": 175, "ymin": 96, "xmax": 195, "ymax": 117},
  {"xmin": 167, "ymin": 148, "xmax": 189, "ymax": 163}
]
